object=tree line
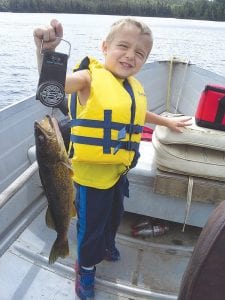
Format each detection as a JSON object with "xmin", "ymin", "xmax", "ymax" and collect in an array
[{"xmin": 1, "ymin": 0, "xmax": 225, "ymax": 21}]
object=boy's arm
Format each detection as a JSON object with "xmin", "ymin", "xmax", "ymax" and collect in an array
[
  {"xmin": 65, "ymin": 70, "xmax": 91, "ymax": 95},
  {"xmin": 145, "ymin": 111, "xmax": 192, "ymax": 133}
]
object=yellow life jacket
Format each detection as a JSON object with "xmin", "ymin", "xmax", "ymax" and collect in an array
[{"xmin": 68, "ymin": 57, "xmax": 147, "ymax": 168}]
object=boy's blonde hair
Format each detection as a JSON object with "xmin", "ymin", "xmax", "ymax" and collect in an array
[{"xmin": 106, "ymin": 18, "xmax": 153, "ymax": 46}]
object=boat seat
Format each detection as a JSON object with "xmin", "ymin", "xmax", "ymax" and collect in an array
[
  {"xmin": 152, "ymin": 115, "xmax": 225, "ymax": 226},
  {"xmin": 178, "ymin": 200, "xmax": 225, "ymax": 300},
  {"xmin": 152, "ymin": 116, "xmax": 225, "ymax": 180}
]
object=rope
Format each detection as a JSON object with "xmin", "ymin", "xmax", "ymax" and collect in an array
[
  {"xmin": 166, "ymin": 57, "xmax": 174, "ymax": 112},
  {"xmin": 182, "ymin": 176, "xmax": 194, "ymax": 232},
  {"xmin": 174, "ymin": 59, "xmax": 190, "ymax": 114}
]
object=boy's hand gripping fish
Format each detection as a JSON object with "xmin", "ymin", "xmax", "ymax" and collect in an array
[{"xmin": 34, "ymin": 115, "xmax": 76, "ymax": 264}]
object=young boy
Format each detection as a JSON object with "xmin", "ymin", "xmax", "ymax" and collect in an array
[{"xmin": 34, "ymin": 18, "xmax": 191, "ymax": 300}]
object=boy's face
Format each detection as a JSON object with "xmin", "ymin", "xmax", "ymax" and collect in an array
[{"xmin": 102, "ymin": 24, "xmax": 152, "ymax": 79}]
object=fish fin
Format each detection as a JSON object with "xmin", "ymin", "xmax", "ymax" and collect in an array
[
  {"xmin": 70, "ymin": 187, "xmax": 77, "ymax": 218},
  {"xmin": 70, "ymin": 203, "xmax": 76, "ymax": 218},
  {"xmin": 48, "ymin": 236, "xmax": 69, "ymax": 264},
  {"xmin": 69, "ymin": 168, "xmax": 74, "ymax": 177},
  {"xmin": 61, "ymin": 161, "xmax": 74, "ymax": 176},
  {"xmin": 45, "ymin": 207, "xmax": 56, "ymax": 230}
]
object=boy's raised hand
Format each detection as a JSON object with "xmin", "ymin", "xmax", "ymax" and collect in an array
[{"xmin": 33, "ymin": 19, "xmax": 63, "ymax": 51}]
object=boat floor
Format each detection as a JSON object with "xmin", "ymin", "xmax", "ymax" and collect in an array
[{"xmin": 0, "ymin": 196, "xmax": 202, "ymax": 300}]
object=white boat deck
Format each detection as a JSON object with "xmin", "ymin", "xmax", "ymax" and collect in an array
[{"xmin": 0, "ymin": 194, "xmax": 201, "ymax": 300}]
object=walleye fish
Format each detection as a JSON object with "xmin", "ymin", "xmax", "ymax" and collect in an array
[{"xmin": 34, "ymin": 115, "xmax": 76, "ymax": 264}]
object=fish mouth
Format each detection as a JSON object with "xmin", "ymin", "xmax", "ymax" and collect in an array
[
  {"xmin": 34, "ymin": 115, "xmax": 52, "ymax": 138},
  {"xmin": 34, "ymin": 115, "xmax": 64, "ymax": 145},
  {"xmin": 49, "ymin": 115, "xmax": 65, "ymax": 146}
]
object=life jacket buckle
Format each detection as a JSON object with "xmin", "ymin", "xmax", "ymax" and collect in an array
[
  {"xmin": 118, "ymin": 126, "xmax": 127, "ymax": 140},
  {"xmin": 113, "ymin": 142, "xmax": 122, "ymax": 155}
]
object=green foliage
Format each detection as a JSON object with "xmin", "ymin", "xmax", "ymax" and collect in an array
[
  {"xmin": 0, "ymin": 0, "xmax": 9, "ymax": 11},
  {"xmin": 1, "ymin": 0, "xmax": 225, "ymax": 21}
]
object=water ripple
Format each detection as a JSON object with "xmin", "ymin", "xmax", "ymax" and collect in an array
[{"xmin": 1, "ymin": 12, "xmax": 225, "ymax": 108}]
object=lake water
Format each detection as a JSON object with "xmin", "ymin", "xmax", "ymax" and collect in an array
[{"xmin": 1, "ymin": 12, "xmax": 225, "ymax": 109}]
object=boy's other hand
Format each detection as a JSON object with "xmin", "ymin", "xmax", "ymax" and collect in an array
[
  {"xmin": 33, "ymin": 19, "xmax": 63, "ymax": 51},
  {"xmin": 166, "ymin": 116, "xmax": 192, "ymax": 133}
]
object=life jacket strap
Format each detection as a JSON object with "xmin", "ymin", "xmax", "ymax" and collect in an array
[
  {"xmin": 70, "ymin": 134, "xmax": 139, "ymax": 153},
  {"xmin": 123, "ymin": 79, "xmax": 140, "ymax": 169},
  {"xmin": 70, "ymin": 107, "xmax": 142, "ymax": 155},
  {"xmin": 70, "ymin": 119, "xmax": 142, "ymax": 134}
]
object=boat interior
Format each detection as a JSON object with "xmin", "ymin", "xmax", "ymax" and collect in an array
[{"xmin": 1, "ymin": 59, "xmax": 225, "ymax": 299}]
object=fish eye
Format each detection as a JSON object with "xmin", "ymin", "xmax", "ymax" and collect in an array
[{"xmin": 38, "ymin": 134, "xmax": 45, "ymax": 144}]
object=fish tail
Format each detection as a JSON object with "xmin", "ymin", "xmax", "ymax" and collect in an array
[{"xmin": 48, "ymin": 236, "xmax": 69, "ymax": 264}]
